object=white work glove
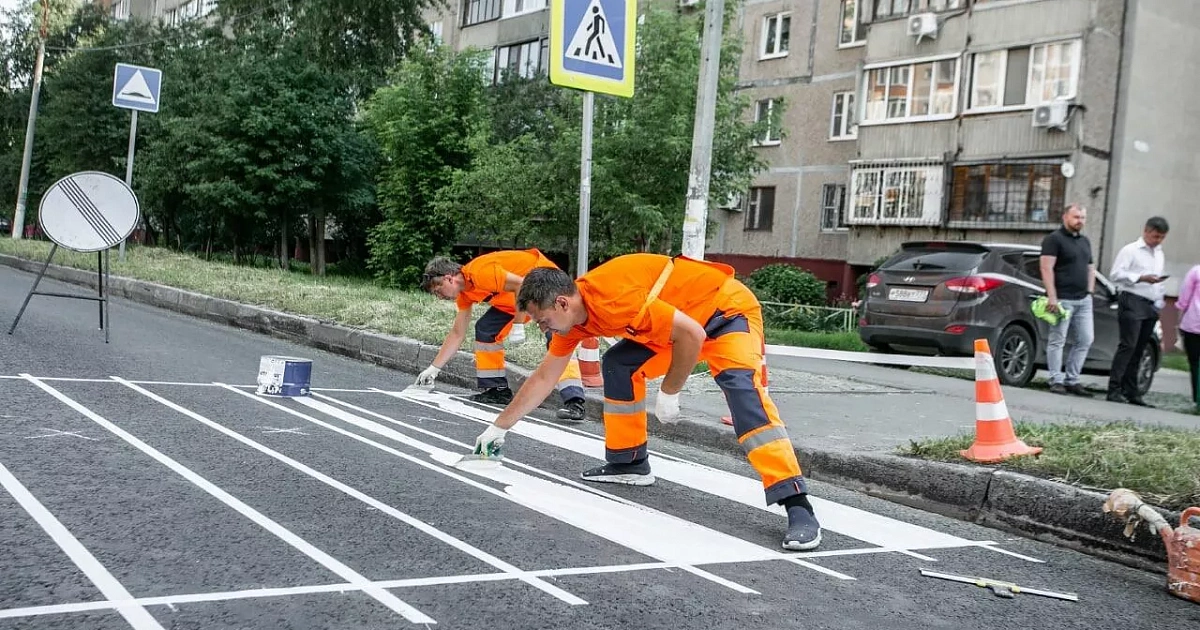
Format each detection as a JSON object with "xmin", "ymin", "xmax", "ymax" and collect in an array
[
  {"xmin": 508, "ymin": 323, "xmax": 526, "ymax": 345},
  {"xmin": 655, "ymin": 390, "xmax": 682, "ymax": 424},
  {"xmin": 474, "ymin": 424, "xmax": 509, "ymax": 456},
  {"xmin": 415, "ymin": 365, "xmax": 441, "ymax": 388}
]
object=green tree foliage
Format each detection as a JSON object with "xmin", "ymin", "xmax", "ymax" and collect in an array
[{"xmin": 361, "ymin": 43, "xmax": 490, "ymax": 286}]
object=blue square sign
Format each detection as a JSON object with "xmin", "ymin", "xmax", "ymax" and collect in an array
[{"xmin": 112, "ymin": 63, "xmax": 162, "ymax": 113}]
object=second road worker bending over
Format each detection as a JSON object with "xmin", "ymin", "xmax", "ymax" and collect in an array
[
  {"xmin": 418, "ymin": 249, "xmax": 588, "ymax": 422},
  {"xmin": 471, "ymin": 253, "xmax": 822, "ymax": 550}
]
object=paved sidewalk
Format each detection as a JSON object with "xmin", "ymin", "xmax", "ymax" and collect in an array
[{"xmin": 666, "ymin": 355, "xmax": 1200, "ymax": 453}]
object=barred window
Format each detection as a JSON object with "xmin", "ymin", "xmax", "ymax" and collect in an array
[
  {"xmin": 849, "ymin": 162, "xmax": 944, "ymax": 226},
  {"xmin": 948, "ymin": 162, "xmax": 1067, "ymax": 227}
]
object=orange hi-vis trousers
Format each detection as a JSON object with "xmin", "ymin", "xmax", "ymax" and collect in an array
[
  {"xmin": 475, "ymin": 306, "xmax": 585, "ymax": 401},
  {"xmin": 600, "ymin": 280, "xmax": 806, "ymax": 505}
]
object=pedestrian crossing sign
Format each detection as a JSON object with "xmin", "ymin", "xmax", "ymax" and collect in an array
[{"xmin": 550, "ymin": 0, "xmax": 636, "ymax": 98}]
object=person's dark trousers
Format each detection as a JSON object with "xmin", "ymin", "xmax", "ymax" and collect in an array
[
  {"xmin": 1107, "ymin": 293, "xmax": 1159, "ymax": 400},
  {"xmin": 1183, "ymin": 331, "xmax": 1200, "ymax": 404}
]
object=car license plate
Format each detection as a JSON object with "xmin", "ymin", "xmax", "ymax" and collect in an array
[{"xmin": 888, "ymin": 288, "xmax": 929, "ymax": 303}]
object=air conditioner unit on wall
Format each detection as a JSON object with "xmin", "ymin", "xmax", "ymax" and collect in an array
[
  {"xmin": 906, "ymin": 13, "xmax": 939, "ymax": 39},
  {"xmin": 721, "ymin": 193, "xmax": 743, "ymax": 212},
  {"xmin": 1032, "ymin": 100, "xmax": 1070, "ymax": 130}
]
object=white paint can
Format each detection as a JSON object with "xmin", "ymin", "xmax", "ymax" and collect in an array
[{"xmin": 256, "ymin": 356, "xmax": 312, "ymax": 397}]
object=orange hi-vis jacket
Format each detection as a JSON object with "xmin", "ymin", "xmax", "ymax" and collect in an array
[
  {"xmin": 547, "ymin": 253, "xmax": 741, "ymax": 357},
  {"xmin": 457, "ymin": 249, "xmax": 558, "ymax": 315}
]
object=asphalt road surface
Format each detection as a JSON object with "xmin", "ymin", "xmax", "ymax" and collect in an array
[{"xmin": 1, "ymin": 265, "xmax": 1197, "ymax": 629}]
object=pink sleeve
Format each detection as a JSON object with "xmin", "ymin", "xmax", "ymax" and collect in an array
[{"xmin": 1180, "ymin": 267, "xmax": 1199, "ymax": 313}]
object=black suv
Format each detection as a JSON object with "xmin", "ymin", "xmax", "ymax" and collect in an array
[{"xmin": 859, "ymin": 241, "xmax": 1162, "ymax": 395}]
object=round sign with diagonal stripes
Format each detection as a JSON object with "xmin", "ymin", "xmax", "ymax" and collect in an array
[{"xmin": 38, "ymin": 171, "xmax": 140, "ymax": 253}]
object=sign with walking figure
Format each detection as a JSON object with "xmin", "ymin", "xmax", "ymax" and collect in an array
[{"xmin": 550, "ymin": 0, "xmax": 636, "ymax": 97}]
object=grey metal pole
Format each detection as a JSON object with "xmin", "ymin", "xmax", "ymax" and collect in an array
[
  {"xmin": 577, "ymin": 91, "xmax": 594, "ymax": 278},
  {"xmin": 11, "ymin": 37, "xmax": 46, "ymax": 239},
  {"xmin": 119, "ymin": 109, "xmax": 138, "ymax": 261},
  {"xmin": 681, "ymin": 0, "xmax": 725, "ymax": 260}
]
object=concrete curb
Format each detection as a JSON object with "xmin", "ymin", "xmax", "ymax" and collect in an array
[{"xmin": 0, "ymin": 253, "xmax": 1179, "ymax": 572}]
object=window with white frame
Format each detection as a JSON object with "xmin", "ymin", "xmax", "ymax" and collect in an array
[
  {"xmin": 199, "ymin": 0, "xmax": 218, "ymax": 16},
  {"xmin": 754, "ymin": 99, "xmax": 782, "ymax": 145},
  {"xmin": 428, "ymin": 21, "xmax": 444, "ymax": 44},
  {"xmin": 464, "ymin": 0, "xmax": 502, "ymax": 26},
  {"xmin": 839, "ymin": 0, "xmax": 865, "ymax": 47},
  {"xmin": 503, "ymin": 0, "xmax": 547, "ymax": 18},
  {"xmin": 830, "ymin": 92, "xmax": 857, "ymax": 139},
  {"xmin": 871, "ymin": 0, "xmax": 963, "ymax": 20},
  {"xmin": 761, "ymin": 13, "xmax": 790, "ymax": 59},
  {"xmin": 821, "ymin": 184, "xmax": 848, "ymax": 231},
  {"xmin": 849, "ymin": 163, "xmax": 944, "ymax": 225},
  {"xmin": 862, "ymin": 57, "xmax": 959, "ymax": 123},
  {"xmin": 968, "ymin": 40, "xmax": 1081, "ymax": 110},
  {"xmin": 495, "ymin": 39, "xmax": 550, "ymax": 82},
  {"xmin": 744, "ymin": 187, "xmax": 776, "ymax": 231},
  {"xmin": 112, "ymin": 0, "xmax": 130, "ymax": 20}
]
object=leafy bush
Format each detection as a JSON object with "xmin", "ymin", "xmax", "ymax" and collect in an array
[{"xmin": 747, "ymin": 264, "xmax": 826, "ymax": 306}]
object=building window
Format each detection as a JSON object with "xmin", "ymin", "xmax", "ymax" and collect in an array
[
  {"xmin": 112, "ymin": 0, "xmax": 130, "ymax": 20},
  {"xmin": 199, "ymin": 0, "xmax": 218, "ymax": 16},
  {"xmin": 840, "ymin": 0, "xmax": 866, "ymax": 46},
  {"xmin": 849, "ymin": 163, "xmax": 944, "ymax": 225},
  {"xmin": 821, "ymin": 184, "xmax": 848, "ymax": 231},
  {"xmin": 495, "ymin": 39, "xmax": 550, "ymax": 82},
  {"xmin": 968, "ymin": 40, "xmax": 1081, "ymax": 110},
  {"xmin": 428, "ymin": 21, "xmax": 444, "ymax": 44},
  {"xmin": 754, "ymin": 99, "xmax": 782, "ymax": 146},
  {"xmin": 761, "ymin": 13, "xmax": 790, "ymax": 59},
  {"xmin": 830, "ymin": 92, "xmax": 857, "ymax": 139},
  {"xmin": 872, "ymin": 0, "xmax": 963, "ymax": 20},
  {"xmin": 863, "ymin": 57, "xmax": 959, "ymax": 123},
  {"xmin": 744, "ymin": 187, "xmax": 776, "ymax": 231},
  {"xmin": 464, "ymin": 0, "xmax": 502, "ymax": 26},
  {"xmin": 503, "ymin": 0, "xmax": 547, "ymax": 17},
  {"xmin": 947, "ymin": 162, "xmax": 1067, "ymax": 226}
]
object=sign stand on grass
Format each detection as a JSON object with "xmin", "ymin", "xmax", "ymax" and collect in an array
[
  {"xmin": 7, "ymin": 172, "xmax": 141, "ymax": 343},
  {"xmin": 111, "ymin": 62, "xmax": 162, "ymax": 261}
]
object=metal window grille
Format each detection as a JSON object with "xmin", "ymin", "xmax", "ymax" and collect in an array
[{"xmin": 947, "ymin": 161, "xmax": 1067, "ymax": 228}]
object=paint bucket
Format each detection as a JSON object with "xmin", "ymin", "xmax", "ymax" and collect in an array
[{"xmin": 255, "ymin": 356, "xmax": 312, "ymax": 397}]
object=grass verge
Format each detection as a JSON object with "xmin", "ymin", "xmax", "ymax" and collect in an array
[
  {"xmin": 900, "ymin": 421, "xmax": 1200, "ymax": 511},
  {"xmin": 0, "ymin": 240, "xmax": 865, "ymax": 370},
  {"xmin": 1162, "ymin": 351, "xmax": 1189, "ymax": 373}
]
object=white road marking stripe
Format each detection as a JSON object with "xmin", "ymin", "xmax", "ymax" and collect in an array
[
  {"xmin": 0, "ymin": 462, "xmax": 165, "ymax": 630},
  {"xmin": 115, "ymin": 378, "xmax": 585, "ymax": 607},
  {"xmin": 17, "ymin": 375, "xmax": 435, "ymax": 625},
  {"xmin": 399, "ymin": 390, "xmax": 978, "ymax": 552},
  {"xmin": 0, "ymin": 562, "xmax": 670, "ymax": 621},
  {"xmin": 764, "ymin": 345, "xmax": 976, "ymax": 370},
  {"xmin": 321, "ymin": 392, "xmax": 843, "ymax": 588},
  {"xmin": 967, "ymin": 542, "xmax": 1046, "ymax": 563},
  {"xmin": 284, "ymin": 394, "xmax": 783, "ymax": 587}
]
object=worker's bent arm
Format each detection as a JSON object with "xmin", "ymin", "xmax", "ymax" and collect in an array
[
  {"xmin": 660, "ymin": 311, "xmax": 706, "ymax": 395},
  {"xmin": 493, "ymin": 351, "xmax": 573, "ymax": 430},
  {"xmin": 502, "ymin": 272, "xmax": 524, "ymax": 294},
  {"xmin": 432, "ymin": 309, "xmax": 472, "ymax": 368},
  {"xmin": 1039, "ymin": 255, "xmax": 1058, "ymax": 302}
]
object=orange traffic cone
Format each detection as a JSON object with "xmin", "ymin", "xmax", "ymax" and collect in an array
[
  {"xmin": 579, "ymin": 337, "xmax": 603, "ymax": 388},
  {"xmin": 960, "ymin": 338, "xmax": 1042, "ymax": 463}
]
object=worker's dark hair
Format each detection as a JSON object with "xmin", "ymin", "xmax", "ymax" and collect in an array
[
  {"xmin": 518, "ymin": 267, "xmax": 578, "ymax": 311},
  {"xmin": 421, "ymin": 256, "xmax": 462, "ymax": 291},
  {"xmin": 1145, "ymin": 216, "xmax": 1170, "ymax": 234}
]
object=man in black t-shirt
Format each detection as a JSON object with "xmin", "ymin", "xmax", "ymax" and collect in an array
[{"xmin": 1039, "ymin": 204, "xmax": 1096, "ymax": 397}]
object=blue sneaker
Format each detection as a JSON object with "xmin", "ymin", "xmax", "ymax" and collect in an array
[{"xmin": 783, "ymin": 498, "xmax": 822, "ymax": 551}]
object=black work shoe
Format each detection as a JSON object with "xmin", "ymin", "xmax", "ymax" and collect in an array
[
  {"xmin": 1106, "ymin": 391, "xmax": 1127, "ymax": 403},
  {"xmin": 1048, "ymin": 384, "xmax": 1068, "ymax": 395},
  {"xmin": 1064, "ymin": 384, "xmax": 1093, "ymax": 398},
  {"xmin": 555, "ymin": 398, "xmax": 586, "ymax": 423},
  {"xmin": 469, "ymin": 387, "xmax": 513, "ymax": 405},
  {"xmin": 1126, "ymin": 397, "xmax": 1155, "ymax": 408},
  {"xmin": 581, "ymin": 460, "xmax": 655, "ymax": 486},
  {"xmin": 783, "ymin": 496, "xmax": 822, "ymax": 551}
]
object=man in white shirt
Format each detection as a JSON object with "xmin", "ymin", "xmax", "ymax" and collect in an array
[{"xmin": 1106, "ymin": 216, "xmax": 1169, "ymax": 406}]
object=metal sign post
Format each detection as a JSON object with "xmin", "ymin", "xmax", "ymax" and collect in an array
[
  {"xmin": 111, "ymin": 62, "xmax": 162, "ymax": 261},
  {"xmin": 550, "ymin": 0, "xmax": 637, "ymax": 276},
  {"xmin": 8, "ymin": 171, "xmax": 141, "ymax": 343}
]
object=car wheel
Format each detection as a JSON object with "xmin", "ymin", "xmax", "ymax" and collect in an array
[
  {"xmin": 1135, "ymin": 345, "xmax": 1158, "ymax": 397},
  {"xmin": 995, "ymin": 325, "xmax": 1036, "ymax": 388}
]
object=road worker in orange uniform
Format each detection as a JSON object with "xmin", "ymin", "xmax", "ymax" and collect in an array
[
  {"xmin": 418, "ymin": 249, "xmax": 587, "ymax": 421},
  {"xmin": 472, "ymin": 253, "xmax": 821, "ymax": 550}
]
